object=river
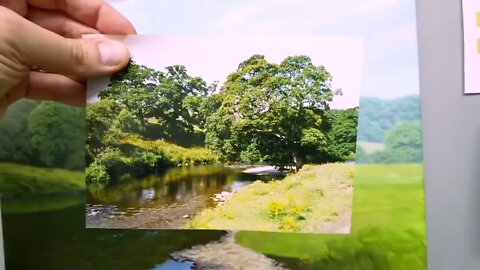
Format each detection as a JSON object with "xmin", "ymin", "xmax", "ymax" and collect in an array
[
  {"xmin": 86, "ymin": 165, "xmax": 283, "ymax": 229},
  {"xmin": 2, "ymin": 201, "xmax": 312, "ymax": 269},
  {"xmin": 1, "ymin": 165, "xmax": 313, "ymax": 270}
]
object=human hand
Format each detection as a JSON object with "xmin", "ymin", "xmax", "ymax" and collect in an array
[{"xmin": 0, "ymin": 0, "xmax": 136, "ymax": 117}]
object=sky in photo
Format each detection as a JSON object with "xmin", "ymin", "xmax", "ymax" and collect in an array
[
  {"xmin": 105, "ymin": 0, "xmax": 419, "ymax": 101},
  {"xmin": 87, "ymin": 35, "xmax": 363, "ymax": 109}
]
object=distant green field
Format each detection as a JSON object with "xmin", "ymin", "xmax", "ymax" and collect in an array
[
  {"xmin": 357, "ymin": 141, "xmax": 385, "ymax": 153},
  {"xmin": 0, "ymin": 163, "xmax": 85, "ymax": 197},
  {"xmin": 236, "ymin": 163, "xmax": 426, "ymax": 270}
]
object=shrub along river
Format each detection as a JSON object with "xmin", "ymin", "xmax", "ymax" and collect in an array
[{"xmin": 86, "ymin": 165, "xmax": 284, "ymax": 229}]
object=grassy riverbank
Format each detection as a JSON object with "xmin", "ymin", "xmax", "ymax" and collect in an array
[
  {"xmin": 121, "ymin": 135, "xmax": 218, "ymax": 166},
  {"xmin": 235, "ymin": 163, "xmax": 426, "ymax": 269},
  {"xmin": 186, "ymin": 163, "xmax": 354, "ymax": 232},
  {"xmin": 0, "ymin": 163, "xmax": 85, "ymax": 197},
  {"xmin": 87, "ymin": 135, "xmax": 219, "ymax": 185}
]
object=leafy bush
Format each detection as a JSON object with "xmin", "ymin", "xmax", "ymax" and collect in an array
[
  {"xmin": 85, "ymin": 161, "xmax": 110, "ymax": 184},
  {"xmin": 85, "ymin": 135, "xmax": 218, "ymax": 185}
]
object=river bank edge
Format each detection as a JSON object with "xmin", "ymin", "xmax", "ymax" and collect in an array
[{"xmin": 186, "ymin": 163, "xmax": 354, "ymax": 233}]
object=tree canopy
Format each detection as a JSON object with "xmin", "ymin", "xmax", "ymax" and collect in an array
[
  {"xmin": 357, "ymin": 121, "xmax": 422, "ymax": 163},
  {"xmin": 85, "ymin": 61, "xmax": 220, "ymax": 184},
  {"xmin": 203, "ymin": 55, "xmax": 353, "ymax": 170},
  {"xmin": 357, "ymin": 96, "xmax": 421, "ymax": 142},
  {"xmin": 28, "ymin": 102, "xmax": 86, "ymax": 171},
  {"xmin": 0, "ymin": 54, "xmax": 361, "ymax": 180},
  {"xmin": 0, "ymin": 100, "xmax": 85, "ymax": 171},
  {"xmin": 98, "ymin": 60, "xmax": 216, "ymax": 146},
  {"xmin": 0, "ymin": 100, "xmax": 38, "ymax": 164}
]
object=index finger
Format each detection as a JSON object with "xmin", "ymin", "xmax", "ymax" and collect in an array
[{"xmin": 28, "ymin": 0, "xmax": 136, "ymax": 35}]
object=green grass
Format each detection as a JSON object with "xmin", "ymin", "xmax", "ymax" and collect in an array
[
  {"xmin": 1, "ymin": 195, "xmax": 84, "ymax": 214},
  {"xmin": 235, "ymin": 163, "xmax": 426, "ymax": 270},
  {"xmin": 357, "ymin": 141, "xmax": 385, "ymax": 153},
  {"xmin": 0, "ymin": 163, "xmax": 85, "ymax": 198},
  {"xmin": 122, "ymin": 134, "xmax": 218, "ymax": 165},
  {"xmin": 186, "ymin": 163, "xmax": 354, "ymax": 232}
]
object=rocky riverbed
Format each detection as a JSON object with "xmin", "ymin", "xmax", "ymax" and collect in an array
[{"xmin": 171, "ymin": 232, "xmax": 288, "ymax": 270}]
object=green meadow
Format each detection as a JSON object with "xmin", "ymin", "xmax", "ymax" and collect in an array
[
  {"xmin": 0, "ymin": 163, "xmax": 85, "ymax": 197},
  {"xmin": 235, "ymin": 163, "xmax": 426, "ymax": 270},
  {"xmin": 0, "ymin": 163, "xmax": 85, "ymax": 213}
]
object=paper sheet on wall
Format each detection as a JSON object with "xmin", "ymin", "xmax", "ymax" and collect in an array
[{"xmin": 463, "ymin": 0, "xmax": 480, "ymax": 94}]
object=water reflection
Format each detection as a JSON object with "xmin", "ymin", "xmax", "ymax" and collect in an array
[
  {"xmin": 2, "ymin": 203, "xmax": 225, "ymax": 270},
  {"xmin": 86, "ymin": 165, "xmax": 283, "ymax": 228}
]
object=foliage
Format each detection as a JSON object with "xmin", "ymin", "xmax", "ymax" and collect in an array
[
  {"xmin": 382, "ymin": 121, "xmax": 423, "ymax": 162},
  {"xmin": 86, "ymin": 61, "xmax": 222, "ymax": 184},
  {"xmin": 86, "ymin": 133, "xmax": 218, "ymax": 185},
  {"xmin": 0, "ymin": 100, "xmax": 85, "ymax": 171},
  {"xmin": 186, "ymin": 163, "xmax": 354, "ymax": 232},
  {"xmin": 357, "ymin": 96, "xmax": 421, "ymax": 142},
  {"xmin": 27, "ymin": 102, "xmax": 85, "ymax": 171},
  {"xmin": 319, "ymin": 108, "xmax": 359, "ymax": 162},
  {"xmin": 0, "ymin": 100, "xmax": 39, "ymax": 164},
  {"xmin": 86, "ymin": 57, "xmax": 359, "ymax": 183},
  {"xmin": 122, "ymin": 134, "xmax": 218, "ymax": 166},
  {"xmin": 85, "ymin": 160, "xmax": 110, "ymax": 185},
  {"xmin": 357, "ymin": 121, "xmax": 422, "ymax": 163},
  {"xmin": 0, "ymin": 163, "xmax": 85, "ymax": 198},
  {"xmin": 99, "ymin": 60, "xmax": 216, "ymax": 146},
  {"xmin": 204, "ymin": 55, "xmax": 355, "ymax": 170}
]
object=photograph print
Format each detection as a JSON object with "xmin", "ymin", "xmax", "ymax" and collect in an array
[{"xmin": 86, "ymin": 35, "xmax": 362, "ymax": 233}]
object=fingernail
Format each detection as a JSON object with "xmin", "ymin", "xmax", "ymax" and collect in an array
[{"xmin": 97, "ymin": 40, "xmax": 127, "ymax": 66}]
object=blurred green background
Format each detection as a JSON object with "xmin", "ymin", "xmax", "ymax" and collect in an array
[{"xmin": 0, "ymin": 95, "xmax": 425, "ymax": 269}]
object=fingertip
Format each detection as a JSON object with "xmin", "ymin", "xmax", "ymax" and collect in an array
[
  {"xmin": 97, "ymin": 38, "xmax": 130, "ymax": 68},
  {"xmin": 61, "ymin": 36, "xmax": 130, "ymax": 77}
]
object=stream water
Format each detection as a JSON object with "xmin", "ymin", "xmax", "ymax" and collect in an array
[
  {"xmin": 1, "ymin": 165, "xmax": 310, "ymax": 269},
  {"xmin": 86, "ymin": 165, "xmax": 283, "ymax": 229},
  {"xmin": 2, "ymin": 203, "xmax": 223, "ymax": 269},
  {"xmin": 2, "ymin": 201, "xmax": 311, "ymax": 269}
]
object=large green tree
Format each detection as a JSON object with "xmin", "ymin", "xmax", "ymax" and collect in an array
[
  {"xmin": 85, "ymin": 98, "xmax": 142, "ymax": 164},
  {"xmin": 205, "ymin": 55, "xmax": 339, "ymax": 170},
  {"xmin": 364, "ymin": 121, "xmax": 423, "ymax": 163},
  {"xmin": 326, "ymin": 108, "xmax": 359, "ymax": 160},
  {"xmin": 0, "ymin": 100, "xmax": 39, "ymax": 164},
  {"xmin": 382, "ymin": 121, "xmax": 422, "ymax": 162},
  {"xmin": 98, "ymin": 60, "xmax": 215, "ymax": 146},
  {"xmin": 28, "ymin": 102, "xmax": 85, "ymax": 171}
]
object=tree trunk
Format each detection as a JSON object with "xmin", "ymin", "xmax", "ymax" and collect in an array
[
  {"xmin": 292, "ymin": 151, "xmax": 303, "ymax": 172},
  {"xmin": 138, "ymin": 108, "xmax": 146, "ymax": 130}
]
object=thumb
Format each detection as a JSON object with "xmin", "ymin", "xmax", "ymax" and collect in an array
[{"xmin": 7, "ymin": 8, "xmax": 130, "ymax": 77}]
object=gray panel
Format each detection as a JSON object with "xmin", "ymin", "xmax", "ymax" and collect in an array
[{"xmin": 416, "ymin": 0, "xmax": 480, "ymax": 269}]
